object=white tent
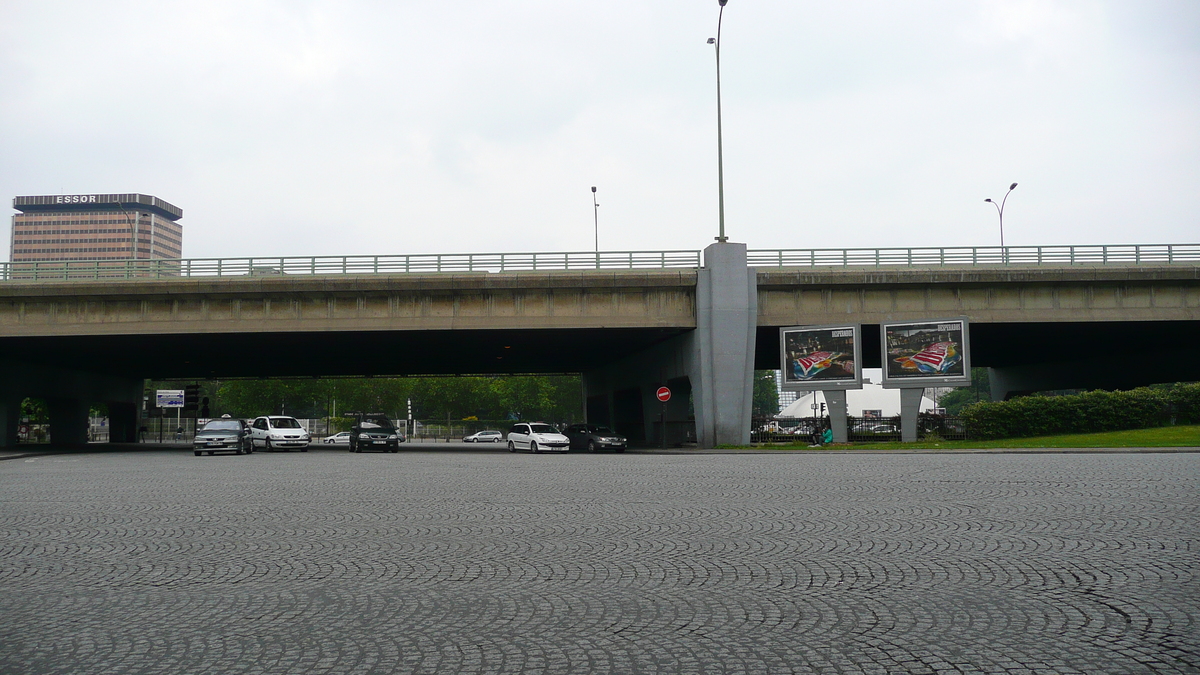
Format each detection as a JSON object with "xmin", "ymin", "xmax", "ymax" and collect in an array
[{"xmin": 778, "ymin": 371, "xmax": 936, "ymax": 418}]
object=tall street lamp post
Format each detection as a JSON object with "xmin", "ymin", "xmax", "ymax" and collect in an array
[
  {"xmin": 591, "ymin": 186, "xmax": 599, "ymax": 255},
  {"xmin": 708, "ymin": 0, "xmax": 730, "ymax": 243},
  {"xmin": 984, "ymin": 182, "xmax": 1018, "ymax": 258}
]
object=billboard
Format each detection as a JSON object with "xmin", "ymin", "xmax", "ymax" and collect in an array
[
  {"xmin": 779, "ymin": 324, "xmax": 862, "ymax": 391},
  {"xmin": 156, "ymin": 390, "xmax": 185, "ymax": 408},
  {"xmin": 881, "ymin": 318, "xmax": 972, "ymax": 388}
]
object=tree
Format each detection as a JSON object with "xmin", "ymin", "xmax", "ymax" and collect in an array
[
  {"xmin": 752, "ymin": 371, "xmax": 780, "ymax": 417},
  {"xmin": 937, "ymin": 368, "xmax": 991, "ymax": 415}
]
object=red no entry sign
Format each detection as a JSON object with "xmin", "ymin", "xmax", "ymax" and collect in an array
[{"xmin": 656, "ymin": 386, "xmax": 672, "ymax": 402}]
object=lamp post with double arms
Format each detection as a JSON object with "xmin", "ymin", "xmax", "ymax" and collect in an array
[
  {"xmin": 985, "ymin": 182, "xmax": 1018, "ymax": 261},
  {"xmin": 708, "ymin": 0, "xmax": 730, "ymax": 243}
]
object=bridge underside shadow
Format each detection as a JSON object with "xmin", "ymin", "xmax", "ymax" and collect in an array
[
  {"xmin": 0, "ymin": 327, "xmax": 693, "ymax": 449},
  {"xmin": 2, "ymin": 327, "xmax": 692, "ymax": 380}
]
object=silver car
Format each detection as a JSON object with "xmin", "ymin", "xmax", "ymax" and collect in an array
[
  {"xmin": 463, "ymin": 430, "xmax": 503, "ymax": 443},
  {"xmin": 250, "ymin": 416, "xmax": 311, "ymax": 451},
  {"xmin": 506, "ymin": 423, "xmax": 570, "ymax": 453}
]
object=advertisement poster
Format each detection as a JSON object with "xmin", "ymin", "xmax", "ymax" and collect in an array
[
  {"xmin": 881, "ymin": 318, "xmax": 971, "ymax": 387},
  {"xmin": 779, "ymin": 324, "xmax": 861, "ymax": 391}
]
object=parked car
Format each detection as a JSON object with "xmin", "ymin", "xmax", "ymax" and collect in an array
[
  {"xmin": 347, "ymin": 413, "xmax": 403, "ymax": 453},
  {"xmin": 564, "ymin": 423, "xmax": 627, "ymax": 453},
  {"xmin": 193, "ymin": 415, "xmax": 253, "ymax": 456},
  {"xmin": 506, "ymin": 422, "xmax": 570, "ymax": 453},
  {"xmin": 323, "ymin": 431, "xmax": 352, "ymax": 445},
  {"xmin": 463, "ymin": 430, "xmax": 503, "ymax": 443},
  {"xmin": 250, "ymin": 415, "xmax": 311, "ymax": 451}
]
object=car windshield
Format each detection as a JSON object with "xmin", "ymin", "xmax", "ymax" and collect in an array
[
  {"xmin": 530, "ymin": 424, "xmax": 558, "ymax": 434},
  {"xmin": 592, "ymin": 427, "xmax": 613, "ymax": 434},
  {"xmin": 361, "ymin": 418, "xmax": 395, "ymax": 430},
  {"xmin": 202, "ymin": 421, "xmax": 242, "ymax": 431},
  {"xmin": 270, "ymin": 418, "xmax": 302, "ymax": 429}
]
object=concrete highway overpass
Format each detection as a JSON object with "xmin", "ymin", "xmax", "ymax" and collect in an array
[{"xmin": 2, "ymin": 243, "xmax": 1197, "ymax": 447}]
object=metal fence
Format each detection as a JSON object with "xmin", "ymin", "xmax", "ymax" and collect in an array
[
  {"xmin": 747, "ymin": 243, "xmax": 1200, "ymax": 268},
  {"xmin": 752, "ymin": 415, "xmax": 968, "ymax": 444},
  {"xmin": 2, "ymin": 243, "xmax": 1195, "ymax": 282},
  {"xmin": 0, "ymin": 250, "xmax": 703, "ymax": 281}
]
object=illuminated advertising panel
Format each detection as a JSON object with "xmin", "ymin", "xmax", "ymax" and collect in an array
[
  {"xmin": 881, "ymin": 317, "xmax": 972, "ymax": 388},
  {"xmin": 779, "ymin": 324, "xmax": 862, "ymax": 391}
]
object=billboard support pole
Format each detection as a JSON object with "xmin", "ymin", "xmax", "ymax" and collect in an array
[
  {"xmin": 899, "ymin": 388, "xmax": 924, "ymax": 442},
  {"xmin": 824, "ymin": 390, "xmax": 848, "ymax": 443}
]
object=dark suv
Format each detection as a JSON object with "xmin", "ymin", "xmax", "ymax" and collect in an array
[
  {"xmin": 347, "ymin": 413, "xmax": 404, "ymax": 453},
  {"xmin": 564, "ymin": 423, "xmax": 627, "ymax": 453}
]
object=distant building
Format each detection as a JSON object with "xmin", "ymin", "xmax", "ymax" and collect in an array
[
  {"xmin": 10, "ymin": 194, "xmax": 183, "ymax": 262},
  {"xmin": 778, "ymin": 370, "xmax": 937, "ymax": 418}
]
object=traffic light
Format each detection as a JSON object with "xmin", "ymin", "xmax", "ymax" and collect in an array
[
  {"xmin": 183, "ymin": 385, "xmax": 201, "ymax": 411},
  {"xmin": 200, "ymin": 397, "xmax": 210, "ymax": 418},
  {"xmin": 820, "ymin": 402, "xmax": 826, "ymax": 415}
]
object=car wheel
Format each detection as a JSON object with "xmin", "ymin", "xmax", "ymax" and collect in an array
[
  {"xmin": 194, "ymin": 450, "xmax": 201, "ymax": 457},
  {"xmin": 530, "ymin": 441, "xmax": 539, "ymax": 454},
  {"xmin": 234, "ymin": 445, "xmax": 243, "ymax": 455},
  {"xmin": 264, "ymin": 439, "xmax": 272, "ymax": 452},
  {"xmin": 508, "ymin": 441, "xmax": 515, "ymax": 453},
  {"xmin": 587, "ymin": 440, "xmax": 597, "ymax": 453}
]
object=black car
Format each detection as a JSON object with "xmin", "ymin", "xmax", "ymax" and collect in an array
[
  {"xmin": 564, "ymin": 423, "xmax": 627, "ymax": 453},
  {"xmin": 347, "ymin": 413, "xmax": 404, "ymax": 453},
  {"xmin": 193, "ymin": 416, "xmax": 253, "ymax": 456}
]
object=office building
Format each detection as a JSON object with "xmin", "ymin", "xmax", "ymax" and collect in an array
[{"xmin": 10, "ymin": 193, "xmax": 183, "ymax": 262}]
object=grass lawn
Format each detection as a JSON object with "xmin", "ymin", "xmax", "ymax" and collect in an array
[{"xmin": 745, "ymin": 424, "xmax": 1200, "ymax": 450}]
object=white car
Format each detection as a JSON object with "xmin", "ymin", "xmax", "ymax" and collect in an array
[
  {"xmin": 463, "ymin": 430, "xmax": 503, "ymax": 443},
  {"xmin": 250, "ymin": 416, "xmax": 311, "ymax": 451},
  {"xmin": 506, "ymin": 422, "xmax": 570, "ymax": 453},
  {"xmin": 324, "ymin": 432, "xmax": 352, "ymax": 445}
]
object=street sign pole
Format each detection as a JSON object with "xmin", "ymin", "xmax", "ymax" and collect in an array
[{"xmin": 656, "ymin": 386, "xmax": 672, "ymax": 449}]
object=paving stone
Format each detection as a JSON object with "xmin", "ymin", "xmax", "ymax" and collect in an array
[{"xmin": 0, "ymin": 451, "xmax": 1197, "ymax": 674}]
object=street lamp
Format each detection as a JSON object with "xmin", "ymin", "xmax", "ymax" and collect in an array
[
  {"xmin": 114, "ymin": 203, "xmax": 141, "ymax": 259},
  {"xmin": 708, "ymin": 0, "xmax": 730, "ymax": 243},
  {"xmin": 984, "ymin": 182, "xmax": 1018, "ymax": 253},
  {"xmin": 591, "ymin": 186, "xmax": 599, "ymax": 255}
]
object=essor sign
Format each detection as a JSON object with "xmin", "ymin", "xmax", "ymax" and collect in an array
[
  {"xmin": 656, "ymin": 387, "xmax": 672, "ymax": 402},
  {"xmin": 55, "ymin": 195, "xmax": 99, "ymax": 204}
]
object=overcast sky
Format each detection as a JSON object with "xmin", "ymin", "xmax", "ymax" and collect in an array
[{"xmin": 2, "ymin": 1, "xmax": 1197, "ymax": 260}]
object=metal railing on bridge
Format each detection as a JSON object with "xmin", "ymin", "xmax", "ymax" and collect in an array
[
  {"xmin": 746, "ymin": 243, "xmax": 1200, "ymax": 268},
  {"xmin": 2, "ymin": 244, "xmax": 1195, "ymax": 282},
  {"xmin": 0, "ymin": 250, "xmax": 703, "ymax": 281}
]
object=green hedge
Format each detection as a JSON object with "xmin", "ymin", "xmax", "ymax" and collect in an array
[{"xmin": 960, "ymin": 383, "xmax": 1200, "ymax": 440}]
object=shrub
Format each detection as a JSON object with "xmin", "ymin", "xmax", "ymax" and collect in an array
[{"xmin": 961, "ymin": 383, "xmax": 1200, "ymax": 440}]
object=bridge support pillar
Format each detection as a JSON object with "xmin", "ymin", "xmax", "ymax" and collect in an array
[
  {"xmin": 693, "ymin": 242, "xmax": 757, "ymax": 446},
  {"xmin": 0, "ymin": 397, "xmax": 19, "ymax": 448},
  {"xmin": 0, "ymin": 360, "xmax": 143, "ymax": 448},
  {"xmin": 899, "ymin": 388, "xmax": 924, "ymax": 442},
  {"xmin": 583, "ymin": 242, "xmax": 756, "ymax": 448},
  {"xmin": 107, "ymin": 401, "xmax": 140, "ymax": 443},
  {"xmin": 825, "ymin": 390, "xmax": 849, "ymax": 443},
  {"xmin": 47, "ymin": 397, "xmax": 89, "ymax": 446}
]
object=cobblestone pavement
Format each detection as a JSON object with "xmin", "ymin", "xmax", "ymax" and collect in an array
[{"xmin": 1, "ymin": 450, "xmax": 1197, "ymax": 674}]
